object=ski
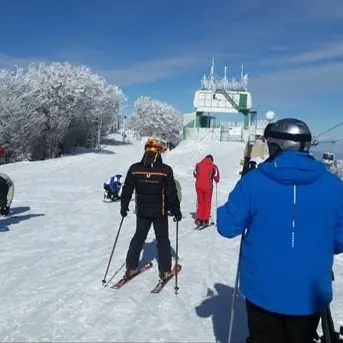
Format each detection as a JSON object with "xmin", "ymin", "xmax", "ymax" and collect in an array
[
  {"xmin": 150, "ymin": 264, "xmax": 182, "ymax": 294},
  {"xmin": 194, "ymin": 222, "xmax": 215, "ymax": 231},
  {"xmin": 110, "ymin": 261, "xmax": 153, "ymax": 289}
]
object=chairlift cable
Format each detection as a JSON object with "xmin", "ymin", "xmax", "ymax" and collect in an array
[
  {"xmin": 314, "ymin": 137, "xmax": 343, "ymax": 145},
  {"xmin": 314, "ymin": 121, "xmax": 343, "ymax": 140}
]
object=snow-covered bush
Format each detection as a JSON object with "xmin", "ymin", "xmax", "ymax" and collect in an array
[
  {"xmin": 0, "ymin": 62, "xmax": 126, "ymax": 162},
  {"xmin": 127, "ymin": 96, "xmax": 182, "ymax": 145}
]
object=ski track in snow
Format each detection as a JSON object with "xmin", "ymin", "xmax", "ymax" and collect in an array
[{"xmin": 0, "ymin": 136, "xmax": 342, "ymax": 343}]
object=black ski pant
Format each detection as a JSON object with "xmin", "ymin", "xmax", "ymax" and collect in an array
[
  {"xmin": 104, "ymin": 185, "xmax": 119, "ymax": 196},
  {"xmin": 126, "ymin": 215, "xmax": 171, "ymax": 274},
  {"xmin": 246, "ymin": 299, "xmax": 321, "ymax": 343}
]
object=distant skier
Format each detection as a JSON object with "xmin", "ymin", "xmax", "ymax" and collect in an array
[
  {"xmin": 103, "ymin": 174, "xmax": 122, "ymax": 201},
  {"xmin": 175, "ymin": 179, "xmax": 182, "ymax": 203},
  {"xmin": 217, "ymin": 118, "xmax": 343, "ymax": 343},
  {"xmin": 193, "ymin": 154, "xmax": 220, "ymax": 227},
  {"xmin": 168, "ymin": 179, "xmax": 182, "ymax": 216},
  {"xmin": 120, "ymin": 138, "xmax": 182, "ymax": 281},
  {"xmin": 0, "ymin": 172, "xmax": 14, "ymax": 215}
]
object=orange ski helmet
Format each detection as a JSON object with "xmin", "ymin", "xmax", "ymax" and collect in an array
[{"xmin": 144, "ymin": 138, "xmax": 164, "ymax": 154}]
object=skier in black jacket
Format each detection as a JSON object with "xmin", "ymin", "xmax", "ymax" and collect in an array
[{"xmin": 120, "ymin": 138, "xmax": 182, "ymax": 281}]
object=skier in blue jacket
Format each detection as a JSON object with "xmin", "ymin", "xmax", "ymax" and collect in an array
[
  {"xmin": 217, "ymin": 118, "xmax": 343, "ymax": 343},
  {"xmin": 103, "ymin": 174, "xmax": 122, "ymax": 201}
]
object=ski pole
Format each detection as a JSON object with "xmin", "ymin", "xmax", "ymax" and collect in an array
[
  {"xmin": 215, "ymin": 182, "xmax": 218, "ymax": 224},
  {"xmin": 228, "ymin": 228, "xmax": 247, "ymax": 343},
  {"xmin": 209, "ymin": 184, "xmax": 218, "ymax": 226},
  {"xmin": 320, "ymin": 272, "xmax": 341, "ymax": 343},
  {"xmin": 174, "ymin": 218, "xmax": 180, "ymax": 295},
  {"xmin": 215, "ymin": 182, "xmax": 218, "ymax": 209},
  {"xmin": 102, "ymin": 216, "xmax": 125, "ymax": 285},
  {"xmin": 228, "ymin": 142, "xmax": 253, "ymax": 343}
]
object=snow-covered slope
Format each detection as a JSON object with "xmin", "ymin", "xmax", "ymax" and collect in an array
[{"xmin": 0, "ymin": 138, "xmax": 342, "ymax": 343}]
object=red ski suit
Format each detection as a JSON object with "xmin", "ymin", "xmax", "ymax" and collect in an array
[{"xmin": 193, "ymin": 157, "xmax": 220, "ymax": 221}]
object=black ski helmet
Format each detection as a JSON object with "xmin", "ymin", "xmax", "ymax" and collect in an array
[
  {"xmin": 263, "ymin": 122, "xmax": 274, "ymax": 139},
  {"xmin": 264, "ymin": 118, "xmax": 312, "ymax": 153}
]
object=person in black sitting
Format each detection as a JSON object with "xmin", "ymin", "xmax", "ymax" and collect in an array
[{"xmin": 0, "ymin": 172, "xmax": 14, "ymax": 215}]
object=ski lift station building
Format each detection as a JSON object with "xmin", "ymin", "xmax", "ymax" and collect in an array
[{"xmin": 183, "ymin": 60, "xmax": 268, "ymax": 143}]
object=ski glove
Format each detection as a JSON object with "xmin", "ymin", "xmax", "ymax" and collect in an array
[
  {"xmin": 120, "ymin": 208, "xmax": 128, "ymax": 218},
  {"xmin": 174, "ymin": 210, "xmax": 182, "ymax": 222}
]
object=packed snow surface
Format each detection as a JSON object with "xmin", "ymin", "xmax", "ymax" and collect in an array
[{"xmin": 0, "ymin": 137, "xmax": 342, "ymax": 342}]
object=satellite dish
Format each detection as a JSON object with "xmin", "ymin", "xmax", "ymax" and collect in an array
[{"xmin": 265, "ymin": 111, "xmax": 275, "ymax": 122}]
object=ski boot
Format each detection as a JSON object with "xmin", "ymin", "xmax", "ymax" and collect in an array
[
  {"xmin": 0, "ymin": 205, "xmax": 9, "ymax": 216},
  {"xmin": 122, "ymin": 268, "xmax": 139, "ymax": 281},
  {"xmin": 196, "ymin": 219, "xmax": 210, "ymax": 230},
  {"xmin": 195, "ymin": 219, "xmax": 203, "ymax": 229},
  {"xmin": 159, "ymin": 270, "xmax": 173, "ymax": 282}
]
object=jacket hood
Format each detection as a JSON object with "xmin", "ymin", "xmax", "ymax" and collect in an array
[
  {"xmin": 141, "ymin": 151, "xmax": 162, "ymax": 168},
  {"xmin": 258, "ymin": 151, "xmax": 326, "ymax": 185}
]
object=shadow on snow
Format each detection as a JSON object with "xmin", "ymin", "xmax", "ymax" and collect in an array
[
  {"xmin": 195, "ymin": 283, "xmax": 249, "ymax": 343},
  {"xmin": 0, "ymin": 206, "xmax": 45, "ymax": 232},
  {"xmin": 100, "ymin": 137, "xmax": 132, "ymax": 147},
  {"xmin": 140, "ymin": 239, "xmax": 177, "ymax": 266},
  {"xmin": 64, "ymin": 146, "xmax": 116, "ymax": 156}
]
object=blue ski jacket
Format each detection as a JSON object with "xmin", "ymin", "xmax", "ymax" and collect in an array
[
  {"xmin": 105, "ymin": 175, "xmax": 122, "ymax": 193},
  {"xmin": 217, "ymin": 151, "xmax": 343, "ymax": 315}
]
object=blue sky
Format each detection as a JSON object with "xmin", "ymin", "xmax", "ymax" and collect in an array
[{"xmin": 1, "ymin": 0, "xmax": 343, "ymax": 142}]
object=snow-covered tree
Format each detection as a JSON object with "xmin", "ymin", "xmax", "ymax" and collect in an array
[
  {"xmin": 0, "ymin": 62, "xmax": 126, "ymax": 162},
  {"xmin": 128, "ymin": 96, "xmax": 182, "ymax": 144}
]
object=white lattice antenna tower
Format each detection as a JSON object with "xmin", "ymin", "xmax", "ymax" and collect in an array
[
  {"xmin": 200, "ymin": 59, "xmax": 248, "ymax": 92},
  {"xmin": 209, "ymin": 58, "xmax": 215, "ymax": 90}
]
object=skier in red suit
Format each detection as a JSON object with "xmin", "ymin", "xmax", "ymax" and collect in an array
[{"xmin": 193, "ymin": 154, "xmax": 220, "ymax": 227}]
